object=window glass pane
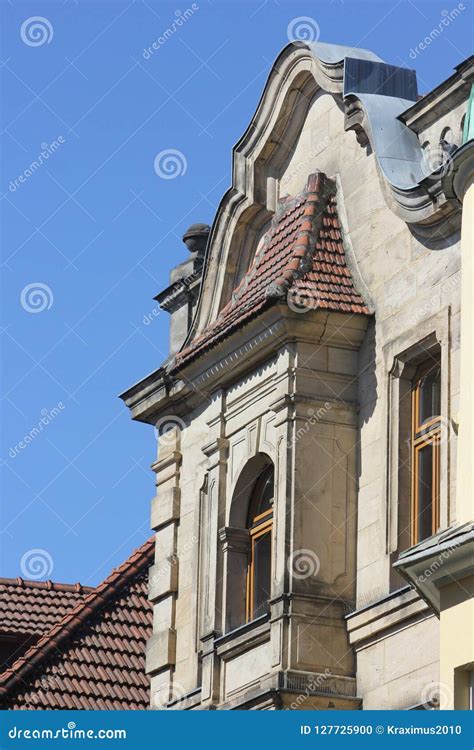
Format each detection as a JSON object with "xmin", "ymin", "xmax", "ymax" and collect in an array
[
  {"xmin": 417, "ymin": 444, "xmax": 434, "ymax": 541},
  {"xmin": 253, "ymin": 531, "xmax": 271, "ymax": 618},
  {"xmin": 260, "ymin": 471, "xmax": 274, "ymax": 507},
  {"xmin": 419, "ymin": 367, "xmax": 440, "ymax": 426},
  {"xmin": 249, "ymin": 465, "xmax": 274, "ymax": 522}
]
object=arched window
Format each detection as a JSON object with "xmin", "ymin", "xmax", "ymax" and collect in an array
[
  {"xmin": 245, "ymin": 465, "xmax": 274, "ymax": 622},
  {"xmin": 223, "ymin": 455, "xmax": 275, "ymax": 632}
]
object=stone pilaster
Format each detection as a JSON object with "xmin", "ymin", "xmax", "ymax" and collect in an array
[
  {"xmin": 147, "ymin": 429, "xmax": 182, "ymax": 709},
  {"xmin": 199, "ymin": 432, "xmax": 228, "ymax": 706}
]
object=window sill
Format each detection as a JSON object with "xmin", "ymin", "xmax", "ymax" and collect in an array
[{"xmin": 215, "ymin": 613, "xmax": 270, "ymax": 659}]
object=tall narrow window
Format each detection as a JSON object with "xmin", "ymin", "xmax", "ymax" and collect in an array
[
  {"xmin": 411, "ymin": 360, "xmax": 441, "ymax": 544},
  {"xmin": 245, "ymin": 465, "xmax": 274, "ymax": 622}
]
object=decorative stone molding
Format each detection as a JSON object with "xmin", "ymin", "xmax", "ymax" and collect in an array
[
  {"xmin": 182, "ymin": 44, "xmax": 470, "ymax": 346},
  {"xmin": 384, "ymin": 319, "xmax": 452, "ymax": 560},
  {"xmin": 346, "ymin": 586, "xmax": 433, "ymax": 649},
  {"xmin": 218, "ymin": 526, "xmax": 249, "ymax": 554}
]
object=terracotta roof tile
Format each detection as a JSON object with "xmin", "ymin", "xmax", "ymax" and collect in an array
[
  {"xmin": 0, "ymin": 579, "xmax": 92, "ymax": 638},
  {"xmin": 0, "ymin": 537, "xmax": 154, "ymax": 710},
  {"xmin": 174, "ymin": 172, "xmax": 368, "ymax": 370}
]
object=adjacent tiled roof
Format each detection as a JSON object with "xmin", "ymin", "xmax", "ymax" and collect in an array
[
  {"xmin": 0, "ymin": 537, "xmax": 154, "ymax": 710},
  {"xmin": 174, "ymin": 172, "xmax": 369, "ymax": 370},
  {"xmin": 0, "ymin": 579, "xmax": 92, "ymax": 639}
]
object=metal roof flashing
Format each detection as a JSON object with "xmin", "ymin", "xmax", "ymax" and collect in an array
[{"xmin": 309, "ymin": 43, "xmax": 431, "ymax": 191}]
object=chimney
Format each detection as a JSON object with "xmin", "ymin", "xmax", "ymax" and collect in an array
[{"xmin": 155, "ymin": 223, "xmax": 210, "ymax": 356}]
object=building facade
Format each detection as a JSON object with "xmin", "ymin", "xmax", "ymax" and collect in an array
[{"xmin": 121, "ymin": 43, "xmax": 474, "ymax": 710}]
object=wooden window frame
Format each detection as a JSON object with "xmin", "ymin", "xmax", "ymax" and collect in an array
[
  {"xmin": 411, "ymin": 363, "xmax": 441, "ymax": 545},
  {"xmin": 245, "ymin": 507, "xmax": 273, "ymax": 623}
]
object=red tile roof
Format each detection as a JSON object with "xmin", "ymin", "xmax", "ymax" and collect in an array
[
  {"xmin": 0, "ymin": 537, "xmax": 154, "ymax": 710},
  {"xmin": 174, "ymin": 172, "xmax": 368, "ymax": 370},
  {"xmin": 0, "ymin": 579, "xmax": 93, "ymax": 639}
]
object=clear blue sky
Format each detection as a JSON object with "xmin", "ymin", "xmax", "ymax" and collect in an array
[{"xmin": 1, "ymin": 0, "xmax": 472, "ymax": 586}]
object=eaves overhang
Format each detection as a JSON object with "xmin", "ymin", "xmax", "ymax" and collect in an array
[
  {"xmin": 393, "ymin": 522, "xmax": 474, "ymax": 615},
  {"xmin": 119, "ymin": 304, "xmax": 368, "ymax": 425},
  {"xmin": 400, "ymin": 56, "xmax": 474, "ymax": 132}
]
